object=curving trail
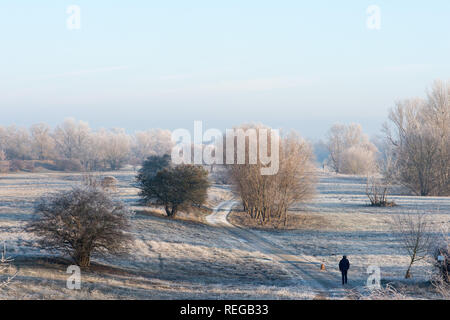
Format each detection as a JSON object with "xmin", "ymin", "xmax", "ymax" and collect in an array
[
  {"xmin": 205, "ymin": 200, "xmax": 236, "ymax": 227},
  {"xmin": 206, "ymin": 200, "xmax": 354, "ymax": 298}
]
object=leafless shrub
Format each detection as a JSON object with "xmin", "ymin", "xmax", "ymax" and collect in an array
[
  {"xmin": 431, "ymin": 260, "xmax": 450, "ymax": 299},
  {"xmin": 226, "ymin": 125, "xmax": 316, "ymax": 227},
  {"xmin": 101, "ymin": 176, "xmax": 118, "ymax": 192},
  {"xmin": 81, "ymin": 172, "xmax": 100, "ymax": 188},
  {"xmin": 0, "ymin": 243, "xmax": 18, "ymax": 289},
  {"xmin": 27, "ymin": 186, "xmax": 133, "ymax": 268},
  {"xmin": 430, "ymin": 223, "xmax": 450, "ymax": 298},
  {"xmin": 365, "ymin": 175, "xmax": 396, "ymax": 207},
  {"xmin": 356, "ymin": 284, "xmax": 409, "ymax": 300},
  {"xmin": 432, "ymin": 280, "xmax": 450, "ymax": 299},
  {"xmin": 392, "ymin": 211, "xmax": 434, "ymax": 278},
  {"xmin": 80, "ymin": 172, "xmax": 118, "ymax": 192}
]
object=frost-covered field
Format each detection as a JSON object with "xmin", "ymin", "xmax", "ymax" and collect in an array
[
  {"xmin": 259, "ymin": 172, "xmax": 450, "ymax": 298},
  {"xmin": 0, "ymin": 170, "xmax": 448, "ymax": 299}
]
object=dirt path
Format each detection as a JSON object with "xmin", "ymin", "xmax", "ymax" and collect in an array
[{"xmin": 206, "ymin": 200, "xmax": 355, "ymax": 299}]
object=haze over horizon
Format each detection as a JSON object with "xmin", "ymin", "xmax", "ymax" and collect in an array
[{"xmin": 1, "ymin": 0, "xmax": 449, "ymax": 140}]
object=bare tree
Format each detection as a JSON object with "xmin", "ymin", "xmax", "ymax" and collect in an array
[
  {"xmin": 326, "ymin": 124, "xmax": 345, "ymax": 173},
  {"xmin": 274, "ymin": 132, "xmax": 317, "ymax": 226},
  {"xmin": 0, "ymin": 118, "xmax": 176, "ymax": 173},
  {"xmin": 94, "ymin": 128, "xmax": 131, "ymax": 170},
  {"xmin": 27, "ymin": 186, "xmax": 132, "ymax": 267},
  {"xmin": 30, "ymin": 123, "xmax": 56, "ymax": 160},
  {"xmin": 0, "ymin": 125, "xmax": 33, "ymax": 160},
  {"xmin": 424, "ymin": 80, "xmax": 450, "ymax": 195},
  {"xmin": 326, "ymin": 123, "xmax": 378, "ymax": 174},
  {"xmin": 132, "ymin": 129, "xmax": 173, "ymax": 160},
  {"xmin": 226, "ymin": 125, "xmax": 316, "ymax": 227},
  {"xmin": 53, "ymin": 118, "xmax": 92, "ymax": 164},
  {"xmin": 384, "ymin": 80, "xmax": 449, "ymax": 196},
  {"xmin": 392, "ymin": 211, "xmax": 433, "ymax": 278},
  {"xmin": 341, "ymin": 145, "xmax": 377, "ymax": 174}
]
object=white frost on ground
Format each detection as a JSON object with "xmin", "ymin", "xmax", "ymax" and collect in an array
[{"xmin": 0, "ymin": 170, "xmax": 448, "ymax": 299}]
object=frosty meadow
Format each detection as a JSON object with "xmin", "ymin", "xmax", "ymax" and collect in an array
[{"xmin": 0, "ymin": 1, "xmax": 449, "ymax": 308}]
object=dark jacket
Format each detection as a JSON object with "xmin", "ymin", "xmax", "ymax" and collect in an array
[{"xmin": 339, "ymin": 258, "xmax": 350, "ymax": 272}]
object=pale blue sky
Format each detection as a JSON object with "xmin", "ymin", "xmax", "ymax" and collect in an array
[{"xmin": 0, "ymin": 0, "xmax": 449, "ymax": 139}]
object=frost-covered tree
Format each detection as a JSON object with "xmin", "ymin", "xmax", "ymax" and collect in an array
[
  {"xmin": 0, "ymin": 126, "xmax": 33, "ymax": 160},
  {"xmin": 94, "ymin": 128, "xmax": 131, "ymax": 170},
  {"xmin": 393, "ymin": 211, "xmax": 433, "ymax": 278},
  {"xmin": 226, "ymin": 125, "xmax": 316, "ymax": 226},
  {"xmin": 340, "ymin": 145, "xmax": 377, "ymax": 174},
  {"xmin": 326, "ymin": 123, "xmax": 378, "ymax": 174},
  {"xmin": 28, "ymin": 186, "xmax": 132, "ymax": 267},
  {"xmin": 30, "ymin": 123, "xmax": 56, "ymax": 160},
  {"xmin": 384, "ymin": 80, "xmax": 449, "ymax": 196},
  {"xmin": 0, "ymin": 118, "xmax": 175, "ymax": 172},
  {"xmin": 132, "ymin": 129, "xmax": 173, "ymax": 162},
  {"xmin": 53, "ymin": 118, "xmax": 92, "ymax": 164}
]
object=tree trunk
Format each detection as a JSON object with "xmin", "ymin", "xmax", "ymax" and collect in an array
[
  {"xmin": 405, "ymin": 254, "xmax": 416, "ymax": 278},
  {"xmin": 165, "ymin": 205, "xmax": 177, "ymax": 218},
  {"xmin": 405, "ymin": 265, "xmax": 412, "ymax": 279},
  {"xmin": 75, "ymin": 252, "xmax": 91, "ymax": 267}
]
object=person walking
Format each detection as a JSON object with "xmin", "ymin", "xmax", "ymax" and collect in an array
[{"xmin": 339, "ymin": 255, "xmax": 350, "ymax": 285}]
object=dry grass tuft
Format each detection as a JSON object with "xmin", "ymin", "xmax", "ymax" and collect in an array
[
  {"xmin": 228, "ymin": 210, "xmax": 329, "ymax": 230},
  {"xmin": 135, "ymin": 206, "xmax": 211, "ymax": 224}
]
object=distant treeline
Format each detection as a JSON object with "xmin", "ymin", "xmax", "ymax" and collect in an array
[
  {"xmin": 0, "ymin": 118, "xmax": 172, "ymax": 172},
  {"xmin": 1, "ymin": 80, "xmax": 448, "ymax": 197}
]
